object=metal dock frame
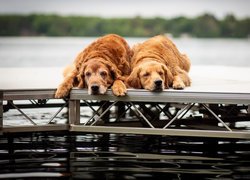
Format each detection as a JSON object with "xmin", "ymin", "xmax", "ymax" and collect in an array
[
  {"xmin": 1, "ymin": 88, "xmax": 250, "ymax": 139},
  {"xmin": 1, "ymin": 89, "xmax": 69, "ymax": 133},
  {"xmin": 69, "ymin": 89, "xmax": 250, "ymax": 139}
]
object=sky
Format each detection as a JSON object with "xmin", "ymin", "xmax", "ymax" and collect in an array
[{"xmin": 0, "ymin": 0, "xmax": 250, "ymax": 19}]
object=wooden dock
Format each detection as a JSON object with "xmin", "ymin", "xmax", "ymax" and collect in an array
[{"xmin": 1, "ymin": 66, "xmax": 250, "ymax": 139}]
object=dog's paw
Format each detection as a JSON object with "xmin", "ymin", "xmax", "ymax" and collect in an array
[
  {"xmin": 112, "ymin": 80, "xmax": 127, "ymax": 96},
  {"xmin": 172, "ymin": 81, "xmax": 185, "ymax": 90},
  {"xmin": 55, "ymin": 87, "xmax": 69, "ymax": 98}
]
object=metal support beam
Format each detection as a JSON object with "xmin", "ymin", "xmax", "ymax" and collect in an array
[
  {"xmin": 163, "ymin": 103, "xmax": 194, "ymax": 129},
  {"xmin": 3, "ymin": 124, "xmax": 69, "ymax": 133},
  {"xmin": 155, "ymin": 104, "xmax": 173, "ymax": 119},
  {"xmin": 9, "ymin": 100, "xmax": 37, "ymax": 125},
  {"xmin": 70, "ymin": 125, "xmax": 250, "ymax": 139},
  {"xmin": 201, "ymin": 103, "xmax": 232, "ymax": 132},
  {"xmin": 130, "ymin": 102, "xmax": 155, "ymax": 128},
  {"xmin": 83, "ymin": 101, "xmax": 109, "ymax": 125},
  {"xmin": 90, "ymin": 101, "xmax": 117, "ymax": 126},
  {"xmin": 48, "ymin": 101, "xmax": 68, "ymax": 124}
]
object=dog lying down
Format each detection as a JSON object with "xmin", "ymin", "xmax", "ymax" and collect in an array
[
  {"xmin": 55, "ymin": 34, "xmax": 131, "ymax": 98},
  {"xmin": 126, "ymin": 35, "xmax": 191, "ymax": 91}
]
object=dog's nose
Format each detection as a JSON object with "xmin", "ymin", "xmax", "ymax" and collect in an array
[
  {"xmin": 91, "ymin": 85, "xmax": 99, "ymax": 92},
  {"xmin": 154, "ymin": 80, "xmax": 162, "ymax": 86}
]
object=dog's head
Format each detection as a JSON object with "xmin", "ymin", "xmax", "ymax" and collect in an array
[
  {"xmin": 77, "ymin": 60, "xmax": 120, "ymax": 95},
  {"xmin": 127, "ymin": 61, "xmax": 173, "ymax": 91}
]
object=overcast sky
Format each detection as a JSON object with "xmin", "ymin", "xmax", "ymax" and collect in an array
[{"xmin": 0, "ymin": 0, "xmax": 250, "ymax": 19}]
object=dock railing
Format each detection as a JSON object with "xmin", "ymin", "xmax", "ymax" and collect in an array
[{"xmin": 1, "ymin": 88, "xmax": 250, "ymax": 139}]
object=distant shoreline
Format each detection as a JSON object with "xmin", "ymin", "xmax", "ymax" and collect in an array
[{"xmin": 0, "ymin": 14, "xmax": 249, "ymax": 38}]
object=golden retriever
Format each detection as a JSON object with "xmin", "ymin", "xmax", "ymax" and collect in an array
[
  {"xmin": 55, "ymin": 34, "xmax": 131, "ymax": 98},
  {"xmin": 126, "ymin": 35, "xmax": 191, "ymax": 91}
]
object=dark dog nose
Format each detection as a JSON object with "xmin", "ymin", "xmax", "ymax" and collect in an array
[
  {"xmin": 154, "ymin": 80, "xmax": 162, "ymax": 87},
  {"xmin": 91, "ymin": 85, "xmax": 99, "ymax": 92}
]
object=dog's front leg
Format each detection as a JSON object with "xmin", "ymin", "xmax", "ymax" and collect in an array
[
  {"xmin": 55, "ymin": 69, "xmax": 78, "ymax": 98},
  {"xmin": 172, "ymin": 68, "xmax": 191, "ymax": 89},
  {"xmin": 111, "ymin": 79, "xmax": 127, "ymax": 96}
]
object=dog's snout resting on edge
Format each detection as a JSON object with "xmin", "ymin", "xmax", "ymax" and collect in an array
[
  {"xmin": 126, "ymin": 35, "xmax": 191, "ymax": 91},
  {"xmin": 55, "ymin": 34, "xmax": 132, "ymax": 98}
]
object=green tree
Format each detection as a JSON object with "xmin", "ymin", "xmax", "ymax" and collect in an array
[
  {"xmin": 221, "ymin": 14, "xmax": 238, "ymax": 37},
  {"xmin": 192, "ymin": 14, "xmax": 221, "ymax": 37},
  {"xmin": 0, "ymin": 14, "xmax": 249, "ymax": 38},
  {"xmin": 167, "ymin": 16, "xmax": 193, "ymax": 37}
]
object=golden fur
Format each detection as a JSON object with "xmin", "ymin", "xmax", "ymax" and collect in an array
[
  {"xmin": 126, "ymin": 35, "xmax": 191, "ymax": 91},
  {"xmin": 55, "ymin": 34, "xmax": 131, "ymax": 98}
]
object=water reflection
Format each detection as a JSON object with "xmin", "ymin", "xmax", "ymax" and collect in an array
[{"xmin": 0, "ymin": 132, "xmax": 250, "ymax": 179}]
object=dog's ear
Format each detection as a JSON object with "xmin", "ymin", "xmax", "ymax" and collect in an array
[
  {"xmin": 126, "ymin": 66, "xmax": 141, "ymax": 89},
  {"xmin": 62, "ymin": 65, "xmax": 80, "ymax": 87},
  {"xmin": 106, "ymin": 62, "xmax": 122, "ymax": 80},
  {"xmin": 162, "ymin": 65, "xmax": 173, "ymax": 88},
  {"xmin": 77, "ymin": 64, "xmax": 86, "ymax": 88}
]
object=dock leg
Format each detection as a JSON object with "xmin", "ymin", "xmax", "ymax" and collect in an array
[
  {"xmin": 0, "ymin": 91, "xmax": 3, "ymax": 134},
  {"xmin": 69, "ymin": 100, "xmax": 80, "ymax": 125}
]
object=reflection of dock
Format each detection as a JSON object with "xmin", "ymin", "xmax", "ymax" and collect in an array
[{"xmin": 1, "ymin": 66, "xmax": 250, "ymax": 139}]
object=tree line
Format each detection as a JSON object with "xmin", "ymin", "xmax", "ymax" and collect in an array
[{"xmin": 0, "ymin": 14, "xmax": 249, "ymax": 38}]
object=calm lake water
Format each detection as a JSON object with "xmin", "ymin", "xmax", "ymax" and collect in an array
[
  {"xmin": 0, "ymin": 37, "xmax": 250, "ymax": 67},
  {"xmin": 1, "ymin": 37, "xmax": 250, "ymax": 179},
  {"xmin": 1, "ymin": 132, "xmax": 250, "ymax": 180}
]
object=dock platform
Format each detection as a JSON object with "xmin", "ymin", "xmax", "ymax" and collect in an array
[{"xmin": 1, "ymin": 66, "xmax": 250, "ymax": 139}]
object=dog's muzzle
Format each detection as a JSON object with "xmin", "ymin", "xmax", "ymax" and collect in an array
[
  {"xmin": 153, "ymin": 80, "xmax": 163, "ymax": 91},
  {"xmin": 91, "ymin": 84, "xmax": 100, "ymax": 94}
]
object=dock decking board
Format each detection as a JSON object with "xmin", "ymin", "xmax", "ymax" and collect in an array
[{"xmin": 71, "ymin": 89, "xmax": 250, "ymax": 105}]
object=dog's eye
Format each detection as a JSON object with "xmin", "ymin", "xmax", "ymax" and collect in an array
[
  {"xmin": 158, "ymin": 71, "xmax": 164, "ymax": 76},
  {"xmin": 143, "ymin": 72, "xmax": 149, "ymax": 77},
  {"xmin": 100, "ymin": 71, "xmax": 107, "ymax": 77},
  {"xmin": 85, "ymin": 72, "xmax": 91, "ymax": 77}
]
